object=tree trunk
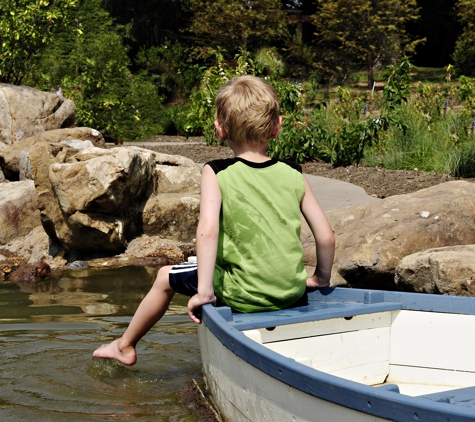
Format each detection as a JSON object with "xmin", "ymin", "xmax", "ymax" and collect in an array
[{"xmin": 367, "ymin": 56, "xmax": 375, "ymax": 91}]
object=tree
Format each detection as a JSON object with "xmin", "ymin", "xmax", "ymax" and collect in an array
[
  {"xmin": 312, "ymin": 0, "xmax": 421, "ymax": 89},
  {"xmin": 26, "ymin": 0, "xmax": 165, "ymax": 140},
  {"xmin": 185, "ymin": 0, "xmax": 288, "ymax": 59},
  {"xmin": 453, "ymin": 0, "xmax": 475, "ymax": 76},
  {"xmin": 0, "ymin": 0, "xmax": 78, "ymax": 84}
]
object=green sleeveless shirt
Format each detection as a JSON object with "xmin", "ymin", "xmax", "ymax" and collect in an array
[{"xmin": 207, "ymin": 157, "xmax": 307, "ymax": 313}]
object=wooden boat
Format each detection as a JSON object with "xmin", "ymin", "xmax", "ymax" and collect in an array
[{"xmin": 198, "ymin": 287, "xmax": 475, "ymax": 421}]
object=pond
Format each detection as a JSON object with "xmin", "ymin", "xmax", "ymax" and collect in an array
[{"xmin": 0, "ymin": 265, "xmax": 203, "ymax": 421}]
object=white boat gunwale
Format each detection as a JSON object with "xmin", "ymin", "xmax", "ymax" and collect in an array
[{"xmin": 200, "ymin": 287, "xmax": 475, "ymax": 422}]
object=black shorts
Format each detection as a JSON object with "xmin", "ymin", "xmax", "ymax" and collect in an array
[
  {"xmin": 169, "ymin": 262, "xmax": 198, "ymax": 297},
  {"xmin": 168, "ymin": 261, "xmax": 308, "ymax": 308}
]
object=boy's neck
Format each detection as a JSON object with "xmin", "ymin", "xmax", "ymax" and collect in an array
[{"xmin": 229, "ymin": 141, "xmax": 271, "ymax": 163}]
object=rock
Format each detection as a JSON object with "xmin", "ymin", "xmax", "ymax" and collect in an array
[
  {"xmin": 142, "ymin": 193, "xmax": 200, "ymax": 242},
  {"xmin": 0, "ymin": 127, "xmax": 105, "ymax": 181},
  {"xmin": 19, "ymin": 149, "xmax": 33, "ymax": 180},
  {"xmin": 67, "ymin": 211, "xmax": 129, "ymax": 252},
  {"xmin": 395, "ymin": 245, "xmax": 475, "ymax": 296},
  {"xmin": 0, "ymin": 257, "xmax": 27, "ymax": 280},
  {"xmin": 0, "ymin": 226, "xmax": 195, "ymax": 275},
  {"xmin": 117, "ymin": 234, "xmax": 194, "ymax": 265},
  {"xmin": 0, "ymin": 180, "xmax": 41, "ymax": 245},
  {"xmin": 0, "ymin": 83, "xmax": 77, "ymax": 146},
  {"xmin": 9, "ymin": 260, "xmax": 51, "ymax": 283},
  {"xmin": 29, "ymin": 142, "xmax": 83, "ymax": 244},
  {"xmin": 302, "ymin": 181, "xmax": 475, "ymax": 290},
  {"xmin": 66, "ymin": 261, "xmax": 89, "ymax": 270},
  {"xmin": 152, "ymin": 152, "xmax": 201, "ymax": 194},
  {"xmin": 29, "ymin": 144, "xmax": 201, "ymax": 253},
  {"xmin": 30, "ymin": 144, "xmax": 156, "ymax": 252},
  {"xmin": 49, "ymin": 146, "xmax": 154, "ymax": 216}
]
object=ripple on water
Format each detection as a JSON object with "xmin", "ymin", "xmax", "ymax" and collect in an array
[{"xmin": 0, "ymin": 266, "xmax": 203, "ymax": 421}]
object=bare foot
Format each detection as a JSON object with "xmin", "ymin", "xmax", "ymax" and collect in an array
[{"xmin": 92, "ymin": 338, "xmax": 137, "ymax": 366}]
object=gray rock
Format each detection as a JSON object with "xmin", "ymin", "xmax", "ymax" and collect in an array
[
  {"xmin": 152, "ymin": 152, "xmax": 201, "ymax": 194},
  {"xmin": 29, "ymin": 144, "xmax": 202, "ymax": 253},
  {"xmin": 0, "ymin": 181, "xmax": 41, "ymax": 245},
  {"xmin": 0, "ymin": 226, "xmax": 194, "ymax": 274},
  {"xmin": 302, "ymin": 181, "xmax": 475, "ymax": 290},
  {"xmin": 142, "ymin": 193, "xmax": 200, "ymax": 242},
  {"xmin": 19, "ymin": 149, "xmax": 33, "ymax": 180},
  {"xmin": 0, "ymin": 127, "xmax": 105, "ymax": 181},
  {"xmin": 60, "ymin": 139, "xmax": 95, "ymax": 150},
  {"xmin": 396, "ymin": 245, "xmax": 475, "ymax": 296},
  {"xmin": 49, "ymin": 146, "xmax": 155, "ymax": 216},
  {"xmin": 0, "ymin": 83, "xmax": 76, "ymax": 146},
  {"xmin": 66, "ymin": 261, "xmax": 89, "ymax": 270}
]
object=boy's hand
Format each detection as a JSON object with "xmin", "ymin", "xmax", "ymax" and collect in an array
[
  {"xmin": 187, "ymin": 293, "xmax": 216, "ymax": 324},
  {"xmin": 306, "ymin": 274, "xmax": 330, "ymax": 291}
]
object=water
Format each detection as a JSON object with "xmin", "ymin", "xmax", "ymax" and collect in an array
[{"xmin": 0, "ymin": 266, "xmax": 202, "ymax": 421}]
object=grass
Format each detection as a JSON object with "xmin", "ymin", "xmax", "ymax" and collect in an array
[
  {"xmin": 293, "ymin": 67, "xmax": 475, "ymax": 176},
  {"xmin": 410, "ymin": 67, "xmax": 447, "ymax": 83}
]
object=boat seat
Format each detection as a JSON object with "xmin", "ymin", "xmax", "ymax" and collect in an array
[
  {"xmin": 419, "ymin": 386, "xmax": 475, "ymax": 408},
  {"xmin": 218, "ymin": 299, "xmax": 402, "ymax": 331}
]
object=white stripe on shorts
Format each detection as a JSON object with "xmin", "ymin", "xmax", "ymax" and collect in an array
[{"xmin": 170, "ymin": 263, "xmax": 197, "ymax": 274}]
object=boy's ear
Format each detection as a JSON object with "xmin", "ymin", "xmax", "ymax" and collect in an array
[
  {"xmin": 214, "ymin": 120, "xmax": 227, "ymax": 141},
  {"xmin": 271, "ymin": 116, "xmax": 283, "ymax": 139}
]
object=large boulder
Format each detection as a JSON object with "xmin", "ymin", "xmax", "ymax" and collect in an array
[
  {"xmin": 29, "ymin": 144, "xmax": 201, "ymax": 253},
  {"xmin": 0, "ymin": 127, "xmax": 105, "ymax": 181},
  {"xmin": 141, "ymin": 152, "xmax": 201, "ymax": 241},
  {"xmin": 395, "ymin": 245, "xmax": 475, "ymax": 296},
  {"xmin": 302, "ymin": 181, "xmax": 475, "ymax": 289},
  {"xmin": 0, "ymin": 84, "xmax": 76, "ymax": 146},
  {"xmin": 0, "ymin": 181, "xmax": 41, "ymax": 245},
  {"xmin": 48, "ymin": 146, "xmax": 155, "ymax": 216}
]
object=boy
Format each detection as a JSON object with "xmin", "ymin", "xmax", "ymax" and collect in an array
[{"xmin": 93, "ymin": 75, "xmax": 335, "ymax": 366}]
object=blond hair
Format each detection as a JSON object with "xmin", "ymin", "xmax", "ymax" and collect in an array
[{"xmin": 215, "ymin": 75, "xmax": 280, "ymax": 144}]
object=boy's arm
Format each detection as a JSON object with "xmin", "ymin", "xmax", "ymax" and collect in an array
[
  {"xmin": 187, "ymin": 164, "xmax": 222, "ymax": 323},
  {"xmin": 300, "ymin": 175, "xmax": 335, "ymax": 289}
]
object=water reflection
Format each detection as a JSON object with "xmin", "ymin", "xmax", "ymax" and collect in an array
[{"xmin": 0, "ymin": 266, "xmax": 201, "ymax": 421}]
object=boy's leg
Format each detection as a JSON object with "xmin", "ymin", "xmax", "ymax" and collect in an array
[{"xmin": 92, "ymin": 265, "xmax": 175, "ymax": 366}]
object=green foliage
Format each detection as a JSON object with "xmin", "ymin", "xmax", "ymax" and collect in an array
[
  {"xmin": 269, "ymin": 112, "xmax": 318, "ymax": 163},
  {"xmin": 307, "ymin": 107, "xmax": 386, "ymax": 167},
  {"xmin": 171, "ymin": 49, "xmax": 253, "ymax": 141},
  {"xmin": 413, "ymin": 82, "xmax": 443, "ymax": 122},
  {"xmin": 0, "ymin": 0, "xmax": 78, "ymax": 84},
  {"xmin": 449, "ymin": 141, "xmax": 475, "ymax": 177},
  {"xmin": 26, "ymin": 0, "xmax": 165, "ymax": 141},
  {"xmin": 383, "ymin": 56, "xmax": 412, "ymax": 111},
  {"xmin": 453, "ymin": 0, "xmax": 475, "ymax": 76},
  {"xmin": 254, "ymin": 48, "xmax": 285, "ymax": 79},
  {"xmin": 312, "ymin": 0, "xmax": 421, "ymax": 88},
  {"xmin": 268, "ymin": 90, "xmax": 384, "ymax": 166},
  {"xmin": 135, "ymin": 41, "xmax": 201, "ymax": 102},
  {"xmin": 174, "ymin": 48, "xmax": 302, "ymax": 144},
  {"xmin": 457, "ymin": 75, "xmax": 475, "ymax": 101},
  {"xmin": 185, "ymin": 0, "xmax": 287, "ymax": 59}
]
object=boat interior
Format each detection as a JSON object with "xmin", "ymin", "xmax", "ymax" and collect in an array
[{"xmin": 218, "ymin": 289, "xmax": 475, "ymax": 409}]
